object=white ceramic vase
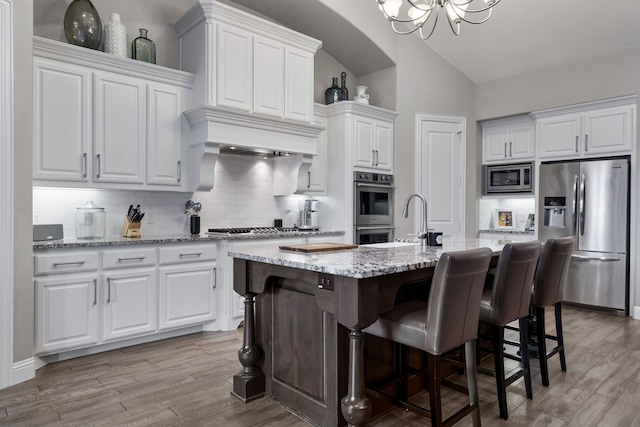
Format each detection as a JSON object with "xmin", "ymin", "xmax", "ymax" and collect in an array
[
  {"xmin": 104, "ymin": 13, "xmax": 127, "ymax": 57},
  {"xmin": 353, "ymin": 85, "xmax": 370, "ymax": 104}
]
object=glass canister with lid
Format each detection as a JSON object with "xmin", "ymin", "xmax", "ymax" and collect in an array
[{"xmin": 76, "ymin": 201, "xmax": 106, "ymax": 239}]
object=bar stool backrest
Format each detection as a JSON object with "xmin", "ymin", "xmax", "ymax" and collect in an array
[
  {"xmin": 486, "ymin": 241, "xmax": 541, "ymax": 325},
  {"xmin": 532, "ymin": 237, "xmax": 575, "ymax": 308},
  {"xmin": 426, "ymin": 247, "xmax": 493, "ymax": 355}
]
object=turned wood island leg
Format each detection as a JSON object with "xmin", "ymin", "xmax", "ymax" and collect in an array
[
  {"xmin": 232, "ymin": 294, "xmax": 265, "ymax": 402},
  {"xmin": 341, "ymin": 329, "xmax": 371, "ymax": 426}
]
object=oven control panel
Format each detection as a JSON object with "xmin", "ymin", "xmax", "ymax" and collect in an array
[{"xmin": 353, "ymin": 171, "xmax": 394, "ymax": 184}]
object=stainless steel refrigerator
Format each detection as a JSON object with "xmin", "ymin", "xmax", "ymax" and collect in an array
[{"xmin": 538, "ymin": 157, "xmax": 630, "ymax": 314}]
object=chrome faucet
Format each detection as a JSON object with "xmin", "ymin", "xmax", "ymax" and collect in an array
[{"xmin": 402, "ymin": 193, "xmax": 429, "ymax": 248}]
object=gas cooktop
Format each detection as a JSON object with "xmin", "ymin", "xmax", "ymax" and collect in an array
[{"xmin": 206, "ymin": 227, "xmax": 300, "ymax": 236}]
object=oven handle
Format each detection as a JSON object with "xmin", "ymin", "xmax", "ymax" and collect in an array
[
  {"xmin": 355, "ymin": 226, "xmax": 396, "ymax": 231},
  {"xmin": 355, "ymin": 183, "xmax": 395, "ymax": 189}
]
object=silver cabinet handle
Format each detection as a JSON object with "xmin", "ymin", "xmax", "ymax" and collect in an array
[
  {"xmin": 213, "ymin": 267, "xmax": 217, "ymax": 289},
  {"xmin": 106, "ymin": 277, "xmax": 111, "ymax": 303},
  {"xmin": 585, "ymin": 134, "xmax": 588, "ymax": 152},
  {"xmin": 117, "ymin": 256, "xmax": 145, "ymax": 262},
  {"xmin": 53, "ymin": 261, "xmax": 86, "ymax": 267},
  {"xmin": 93, "ymin": 279, "xmax": 97, "ymax": 306},
  {"xmin": 575, "ymin": 135, "xmax": 578, "ymax": 153},
  {"xmin": 509, "ymin": 141, "xmax": 512, "ymax": 157},
  {"xmin": 572, "ymin": 174, "xmax": 578, "ymax": 236},
  {"xmin": 371, "ymin": 149, "xmax": 375, "ymax": 166},
  {"xmin": 307, "ymin": 171, "xmax": 311, "ymax": 189},
  {"xmin": 579, "ymin": 173, "xmax": 585, "ymax": 236},
  {"xmin": 83, "ymin": 153, "xmax": 87, "ymax": 178},
  {"xmin": 572, "ymin": 255, "xmax": 621, "ymax": 262},
  {"xmin": 96, "ymin": 154, "xmax": 101, "ymax": 178},
  {"xmin": 504, "ymin": 142, "xmax": 507, "ymax": 158},
  {"xmin": 179, "ymin": 252, "xmax": 203, "ymax": 258},
  {"xmin": 177, "ymin": 160, "xmax": 182, "ymax": 183}
]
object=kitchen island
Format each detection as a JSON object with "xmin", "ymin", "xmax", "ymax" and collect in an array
[{"xmin": 229, "ymin": 237, "xmax": 506, "ymax": 426}]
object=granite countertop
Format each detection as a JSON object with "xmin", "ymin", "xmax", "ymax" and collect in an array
[
  {"xmin": 33, "ymin": 230, "xmax": 345, "ymax": 250},
  {"xmin": 479, "ymin": 229, "xmax": 535, "ymax": 235},
  {"xmin": 228, "ymin": 236, "xmax": 506, "ymax": 279}
]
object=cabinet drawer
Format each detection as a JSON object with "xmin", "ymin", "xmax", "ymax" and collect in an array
[
  {"xmin": 102, "ymin": 247, "xmax": 157, "ymax": 270},
  {"xmin": 158, "ymin": 245, "xmax": 217, "ymax": 265},
  {"xmin": 34, "ymin": 251, "xmax": 99, "ymax": 276}
]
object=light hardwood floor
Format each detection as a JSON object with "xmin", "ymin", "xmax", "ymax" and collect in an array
[{"xmin": 2, "ymin": 306, "xmax": 640, "ymax": 426}]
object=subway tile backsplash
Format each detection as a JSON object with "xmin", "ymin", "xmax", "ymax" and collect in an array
[{"xmin": 33, "ymin": 155, "xmax": 306, "ymax": 238}]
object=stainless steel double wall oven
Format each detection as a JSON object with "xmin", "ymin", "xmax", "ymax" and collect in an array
[{"xmin": 353, "ymin": 171, "xmax": 394, "ymax": 245}]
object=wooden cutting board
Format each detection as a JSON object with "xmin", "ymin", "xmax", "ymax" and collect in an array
[{"xmin": 279, "ymin": 242, "xmax": 358, "ymax": 253}]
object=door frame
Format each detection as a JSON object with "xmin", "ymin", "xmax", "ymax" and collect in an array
[
  {"xmin": 414, "ymin": 114, "xmax": 466, "ymax": 238},
  {"xmin": 0, "ymin": 0, "xmax": 14, "ymax": 389}
]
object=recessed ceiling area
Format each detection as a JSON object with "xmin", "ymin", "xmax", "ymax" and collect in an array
[{"xmin": 230, "ymin": 0, "xmax": 640, "ymax": 83}]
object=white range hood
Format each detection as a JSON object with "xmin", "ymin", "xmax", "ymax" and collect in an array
[{"xmin": 174, "ymin": 0, "xmax": 324, "ymax": 193}]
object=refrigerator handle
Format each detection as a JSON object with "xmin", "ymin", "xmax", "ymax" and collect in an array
[
  {"xmin": 579, "ymin": 173, "xmax": 586, "ymax": 236},
  {"xmin": 572, "ymin": 174, "xmax": 578, "ymax": 235}
]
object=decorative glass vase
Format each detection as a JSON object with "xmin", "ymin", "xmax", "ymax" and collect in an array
[
  {"xmin": 324, "ymin": 77, "xmax": 341, "ymax": 105},
  {"xmin": 63, "ymin": 0, "xmax": 103, "ymax": 50},
  {"xmin": 354, "ymin": 86, "xmax": 370, "ymax": 105},
  {"xmin": 132, "ymin": 29, "xmax": 156, "ymax": 64},
  {"xmin": 340, "ymin": 71, "xmax": 349, "ymax": 102},
  {"xmin": 104, "ymin": 13, "xmax": 127, "ymax": 57}
]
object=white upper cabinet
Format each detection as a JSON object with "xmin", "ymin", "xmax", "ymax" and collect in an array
[
  {"xmin": 32, "ymin": 36, "xmax": 194, "ymax": 191},
  {"xmin": 93, "ymin": 72, "xmax": 146, "ymax": 184},
  {"xmin": 306, "ymin": 104, "xmax": 328, "ymax": 194},
  {"xmin": 535, "ymin": 98, "xmax": 636, "ymax": 160},
  {"xmin": 175, "ymin": 1, "xmax": 321, "ymax": 125},
  {"xmin": 217, "ymin": 23, "xmax": 253, "ymax": 111},
  {"xmin": 348, "ymin": 106, "xmax": 395, "ymax": 172},
  {"xmin": 33, "ymin": 57, "xmax": 91, "ymax": 182},
  {"xmin": 481, "ymin": 116, "xmax": 535, "ymax": 164}
]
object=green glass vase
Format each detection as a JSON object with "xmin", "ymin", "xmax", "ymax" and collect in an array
[{"xmin": 132, "ymin": 29, "xmax": 156, "ymax": 64}]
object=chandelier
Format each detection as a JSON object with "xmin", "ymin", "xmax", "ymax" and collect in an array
[{"xmin": 376, "ymin": 0, "xmax": 501, "ymax": 40}]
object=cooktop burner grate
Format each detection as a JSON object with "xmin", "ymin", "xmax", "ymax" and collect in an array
[{"xmin": 207, "ymin": 227, "xmax": 299, "ymax": 235}]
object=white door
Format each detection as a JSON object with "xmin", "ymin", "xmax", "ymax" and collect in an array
[{"xmin": 416, "ymin": 115, "xmax": 465, "ymax": 238}]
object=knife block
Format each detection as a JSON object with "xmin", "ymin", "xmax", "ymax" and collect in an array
[{"xmin": 121, "ymin": 216, "xmax": 141, "ymax": 238}]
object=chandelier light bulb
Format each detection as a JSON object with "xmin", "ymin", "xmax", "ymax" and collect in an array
[
  {"xmin": 379, "ymin": 0, "xmax": 403, "ymax": 19},
  {"xmin": 408, "ymin": 4, "xmax": 431, "ymax": 27}
]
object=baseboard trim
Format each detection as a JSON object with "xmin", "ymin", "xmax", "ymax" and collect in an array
[
  {"xmin": 633, "ymin": 306, "xmax": 640, "ymax": 320},
  {"xmin": 12, "ymin": 357, "xmax": 35, "ymax": 385}
]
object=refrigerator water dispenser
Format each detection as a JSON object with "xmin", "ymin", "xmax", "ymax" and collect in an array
[{"xmin": 543, "ymin": 197, "xmax": 566, "ymax": 228}]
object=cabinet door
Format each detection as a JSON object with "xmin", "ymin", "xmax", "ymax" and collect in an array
[
  {"xmin": 284, "ymin": 46, "xmax": 313, "ymax": 123},
  {"xmin": 146, "ymin": 82, "xmax": 183, "ymax": 186},
  {"xmin": 253, "ymin": 36, "xmax": 284, "ymax": 118},
  {"xmin": 217, "ymin": 23, "xmax": 252, "ymax": 111},
  {"xmin": 509, "ymin": 124, "xmax": 535, "ymax": 160},
  {"xmin": 374, "ymin": 121, "xmax": 393, "ymax": 171},
  {"xmin": 35, "ymin": 275, "xmax": 99, "ymax": 354},
  {"xmin": 583, "ymin": 106, "xmax": 634, "ymax": 155},
  {"xmin": 483, "ymin": 127, "xmax": 509, "ymax": 163},
  {"xmin": 94, "ymin": 72, "xmax": 145, "ymax": 184},
  {"xmin": 537, "ymin": 114, "xmax": 582, "ymax": 160},
  {"xmin": 306, "ymin": 113, "xmax": 327, "ymax": 193},
  {"xmin": 353, "ymin": 116, "xmax": 375, "ymax": 168},
  {"xmin": 33, "ymin": 58, "xmax": 91, "ymax": 182},
  {"xmin": 102, "ymin": 269, "xmax": 157, "ymax": 342},
  {"xmin": 158, "ymin": 262, "xmax": 216, "ymax": 330}
]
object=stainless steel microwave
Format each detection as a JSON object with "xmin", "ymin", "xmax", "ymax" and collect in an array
[{"xmin": 482, "ymin": 163, "xmax": 534, "ymax": 194}]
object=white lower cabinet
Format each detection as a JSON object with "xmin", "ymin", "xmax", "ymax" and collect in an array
[
  {"xmin": 158, "ymin": 263, "xmax": 216, "ymax": 330},
  {"xmin": 35, "ymin": 242, "xmax": 217, "ymax": 356},
  {"xmin": 35, "ymin": 274, "xmax": 99, "ymax": 355},
  {"xmin": 101, "ymin": 268, "xmax": 157, "ymax": 342}
]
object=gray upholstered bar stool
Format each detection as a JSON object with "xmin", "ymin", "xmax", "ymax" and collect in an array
[
  {"xmin": 477, "ymin": 241, "xmax": 541, "ymax": 420},
  {"xmin": 363, "ymin": 247, "xmax": 493, "ymax": 427},
  {"xmin": 530, "ymin": 236, "xmax": 574, "ymax": 387}
]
